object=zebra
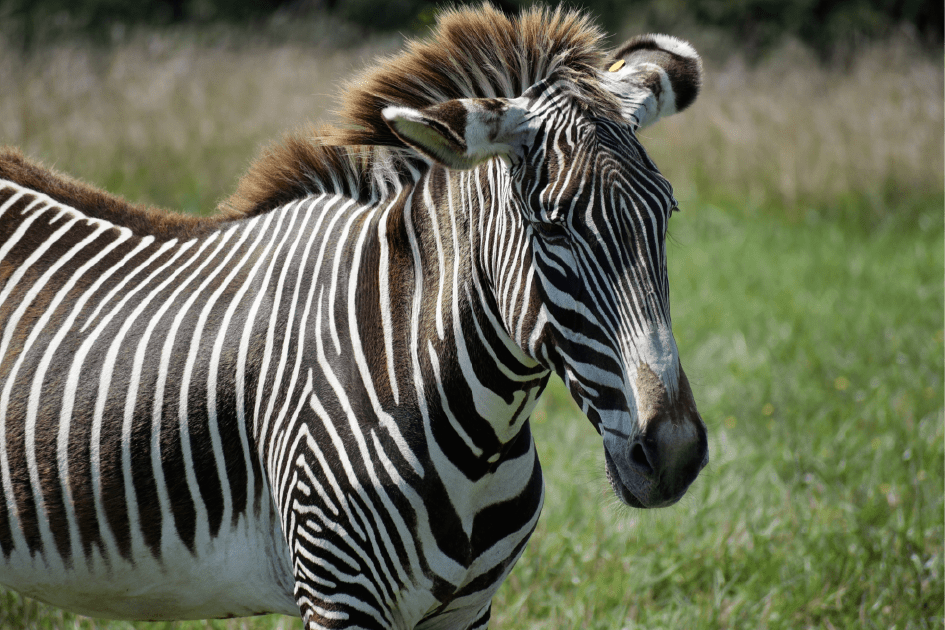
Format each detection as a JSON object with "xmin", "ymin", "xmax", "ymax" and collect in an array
[{"xmin": 0, "ymin": 4, "xmax": 708, "ymax": 629}]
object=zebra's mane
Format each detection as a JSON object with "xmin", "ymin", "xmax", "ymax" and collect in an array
[
  {"xmin": 223, "ymin": 3, "xmax": 620, "ymax": 216},
  {"xmin": 0, "ymin": 147, "xmax": 226, "ymax": 239}
]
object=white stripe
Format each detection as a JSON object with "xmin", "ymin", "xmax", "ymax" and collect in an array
[
  {"xmin": 377, "ymin": 198, "xmax": 400, "ymax": 404},
  {"xmin": 426, "ymin": 177, "xmax": 447, "ymax": 340},
  {"xmin": 347, "ymin": 202, "xmax": 424, "ymax": 477}
]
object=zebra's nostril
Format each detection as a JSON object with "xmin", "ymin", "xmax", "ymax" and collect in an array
[{"xmin": 628, "ymin": 441, "xmax": 654, "ymax": 475}]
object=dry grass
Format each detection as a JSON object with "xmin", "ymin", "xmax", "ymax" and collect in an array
[
  {"xmin": 645, "ymin": 38, "xmax": 943, "ymax": 222},
  {"xmin": 1, "ymin": 26, "xmax": 941, "ymax": 224},
  {"xmin": 0, "ymin": 28, "xmax": 399, "ymax": 215}
]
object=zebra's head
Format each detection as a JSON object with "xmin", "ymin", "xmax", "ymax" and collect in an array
[{"xmin": 382, "ymin": 34, "xmax": 708, "ymax": 509}]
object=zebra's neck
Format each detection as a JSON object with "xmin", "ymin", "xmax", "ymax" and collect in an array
[
  {"xmin": 251, "ymin": 175, "xmax": 550, "ymax": 577},
  {"xmin": 400, "ymin": 167, "xmax": 549, "ymax": 448},
  {"xmin": 246, "ymin": 174, "xmax": 549, "ymax": 492}
]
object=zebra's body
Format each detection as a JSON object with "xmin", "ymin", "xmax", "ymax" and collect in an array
[
  {"xmin": 0, "ymin": 169, "xmax": 546, "ymax": 625},
  {"xmin": 0, "ymin": 5, "xmax": 709, "ymax": 628}
]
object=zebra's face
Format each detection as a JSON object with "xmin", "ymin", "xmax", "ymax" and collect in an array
[
  {"xmin": 514, "ymin": 109, "xmax": 708, "ymax": 509},
  {"xmin": 382, "ymin": 34, "xmax": 708, "ymax": 508}
]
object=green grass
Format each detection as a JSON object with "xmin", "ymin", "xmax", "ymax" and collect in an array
[{"xmin": 3, "ymin": 199, "xmax": 941, "ymax": 629}]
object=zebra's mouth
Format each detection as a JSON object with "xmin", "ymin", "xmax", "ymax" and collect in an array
[{"xmin": 603, "ymin": 449, "xmax": 647, "ymax": 509}]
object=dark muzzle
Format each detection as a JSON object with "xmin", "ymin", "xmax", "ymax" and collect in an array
[{"xmin": 605, "ymin": 363, "xmax": 708, "ymax": 508}]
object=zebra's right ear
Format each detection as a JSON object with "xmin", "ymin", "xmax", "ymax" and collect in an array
[
  {"xmin": 603, "ymin": 34, "xmax": 703, "ymax": 128},
  {"xmin": 382, "ymin": 98, "xmax": 532, "ymax": 170}
]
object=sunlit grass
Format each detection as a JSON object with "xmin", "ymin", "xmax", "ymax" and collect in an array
[{"xmin": 0, "ymin": 589, "xmax": 299, "ymax": 630}]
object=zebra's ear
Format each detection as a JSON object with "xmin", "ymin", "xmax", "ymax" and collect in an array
[
  {"xmin": 381, "ymin": 98, "xmax": 530, "ymax": 170},
  {"xmin": 603, "ymin": 34, "xmax": 703, "ymax": 129}
]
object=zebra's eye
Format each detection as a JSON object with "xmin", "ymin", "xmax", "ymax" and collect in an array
[{"xmin": 530, "ymin": 221, "xmax": 569, "ymax": 242}]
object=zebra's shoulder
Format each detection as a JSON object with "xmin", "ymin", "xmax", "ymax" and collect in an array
[{"xmin": 0, "ymin": 147, "xmax": 224, "ymax": 239}]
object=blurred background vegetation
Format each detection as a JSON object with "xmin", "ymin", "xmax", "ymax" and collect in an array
[
  {"xmin": 1, "ymin": 0, "xmax": 943, "ymax": 60},
  {"xmin": 0, "ymin": 0, "xmax": 942, "ymax": 628}
]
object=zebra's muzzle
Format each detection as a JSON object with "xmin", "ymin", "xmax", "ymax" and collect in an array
[{"xmin": 603, "ymin": 363, "xmax": 708, "ymax": 508}]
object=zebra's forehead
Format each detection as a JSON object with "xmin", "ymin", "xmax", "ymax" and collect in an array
[{"xmin": 524, "ymin": 118, "xmax": 673, "ymax": 211}]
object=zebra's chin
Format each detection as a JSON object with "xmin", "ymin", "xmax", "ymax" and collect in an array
[
  {"xmin": 603, "ymin": 447, "xmax": 687, "ymax": 509},
  {"xmin": 604, "ymin": 448, "xmax": 648, "ymax": 508}
]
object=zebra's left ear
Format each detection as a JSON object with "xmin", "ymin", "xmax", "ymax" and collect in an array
[
  {"xmin": 603, "ymin": 34, "xmax": 703, "ymax": 129},
  {"xmin": 382, "ymin": 98, "xmax": 531, "ymax": 170}
]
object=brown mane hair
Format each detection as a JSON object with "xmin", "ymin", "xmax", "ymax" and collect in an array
[
  {"xmin": 222, "ymin": 3, "xmax": 620, "ymax": 217},
  {"xmin": 0, "ymin": 147, "xmax": 229, "ymax": 239}
]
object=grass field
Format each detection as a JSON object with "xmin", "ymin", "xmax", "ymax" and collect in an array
[{"xmin": 0, "ymin": 15, "xmax": 942, "ymax": 630}]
